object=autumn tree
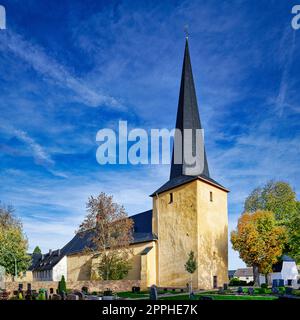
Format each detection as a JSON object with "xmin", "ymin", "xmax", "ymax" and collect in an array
[
  {"xmin": 78, "ymin": 193, "xmax": 134, "ymax": 280},
  {"xmin": 231, "ymin": 210, "xmax": 287, "ymax": 285},
  {"xmin": 244, "ymin": 181, "xmax": 300, "ymax": 262},
  {"xmin": 0, "ymin": 203, "xmax": 31, "ymax": 278}
]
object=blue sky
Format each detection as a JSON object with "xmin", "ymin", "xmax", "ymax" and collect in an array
[{"xmin": 0, "ymin": 0, "xmax": 299, "ymax": 269}]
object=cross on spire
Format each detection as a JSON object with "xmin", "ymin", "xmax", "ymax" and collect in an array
[{"xmin": 184, "ymin": 25, "xmax": 189, "ymax": 39}]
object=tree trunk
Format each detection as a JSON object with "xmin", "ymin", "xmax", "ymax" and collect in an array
[
  {"xmin": 253, "ymin": 265, "xmax": 260, "ymax": 286},
  {"xmin": 265, "ymin": 274, "xmax": 268, "ymax": 286}
]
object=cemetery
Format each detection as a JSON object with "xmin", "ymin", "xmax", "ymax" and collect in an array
[{"xmin": 1, "ymin": 277, "xmax": 300, "ymax": 300}]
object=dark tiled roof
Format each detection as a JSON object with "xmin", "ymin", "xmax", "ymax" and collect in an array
[
  {"xmin": 62, "ymin": 209, "xmax": 156, "ymax": 257},
  {"xmin": 234, "ymin": 268, "xmax": 253, "ymax": 277},
  {"xmin": 32, "ymin": 210, "xmax": 155, "ymax": 272},
  {"xmin": 28, "ymin": 253, "xmax": 42, "ymax": 271},
  {"xmin": 33, "ymin": 249, "xmax": 62, "ymax": 271},
  {"xmin": 281, "ymin": 255, "xmax": 295, "ymax": 262},
  {"xmin": 228, "ymin": 270, "xmax": 236, "ymax": 277},
  {"xmin": 151, "ymin": 174, "xmax": 228, "ymax": 196},
  {"xmin": 272, "ymin": 255, "xmax": 295, "ymax": 272},
  {"xmin": 140, "ymin": 247, "xmax": 153, "ymax": 255}
]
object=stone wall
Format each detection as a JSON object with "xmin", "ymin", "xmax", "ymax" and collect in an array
[{"xmin": 4, "ymin": 279, "xmax": 141, "ymax": 295}]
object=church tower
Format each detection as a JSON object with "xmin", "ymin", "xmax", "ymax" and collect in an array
[{"xmin": 151, "ymin": 38, "xmax": 229, "ymax": 289}]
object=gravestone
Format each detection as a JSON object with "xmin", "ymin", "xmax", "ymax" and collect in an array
[
  {"xmin": 272, "ymin": 279, "xmax": 278, "ymax": 287},
  {"xmin": 67, "ymin": 293, "xmax": 78, "ymax": 300},
  {"xmin": 132, "ymin": 286, "xmax": 140, "ymax": 293},
  {"xmin": 0, "ymin": 266, "xmax": 5, "ymax": 289},
  {"xmin": 52, "ymin": 294, "xmax": 62, "ymax": 300},
  {"xmin": 150, "ymin": 285, "xmax": 158, "ymax": 300},
  {"xmin": 272, "ymin": 287, "xmax": 279, "ymax": 294},
  {"xmin": 86, "ymin": 295, "xmax": 102, "ymax": 301},
  {"xmin": 199, "ymin": 296, "xmax": 213, "ymax": 300},
  {"xmin": 189, "ymin": 292, "xmax": 196, "ymax": 300},
  {"xmin": 74, "ymin": 291, "xmax": 84, "ymax": 300},
  {"xmin": 237, "ymin": 287, "xmax": 243, "ymax": 294},
  {"xmin": 279, "ymin": 279, "xmax": 284, "ymax": 287},
  {"xmin": 286, "ymin": 287, "xmax": 293, "ymax": 294}
]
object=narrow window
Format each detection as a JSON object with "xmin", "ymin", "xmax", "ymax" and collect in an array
[
  {"xmin": 213, "ymin": 275, "xmax": 218, "ymax": 289},
  {"xmin": 210, "ymin": 191, "xmax": 213, "ymax": 202},
  {"xmin": 169, "ymin": 193, "xmax": 173, "ymax": 204}
]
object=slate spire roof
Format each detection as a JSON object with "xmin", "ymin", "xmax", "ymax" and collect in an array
[
  {"xmin": 151, "ymin": 38, "xmax": 228, "ymax": 196},
  {"xmin": 170, "ymin": 38, "xmax": 210, "ymax": 180}
]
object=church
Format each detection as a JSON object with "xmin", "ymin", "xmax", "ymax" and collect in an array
[{"xmin": 31, "ymin": 38, "xmax": 229, "ymax": 290}]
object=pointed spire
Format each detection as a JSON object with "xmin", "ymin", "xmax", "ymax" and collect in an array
[{"xmin": 170, "ymin": 38, "xmax": 210, "ymax": 179}]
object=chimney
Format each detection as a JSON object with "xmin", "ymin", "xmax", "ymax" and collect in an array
[{"xmin": 49, "ymin": 249, "xmax": 52, "ymax": 255}]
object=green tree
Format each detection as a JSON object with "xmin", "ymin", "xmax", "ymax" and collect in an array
[
  {"xmin": 78, "ymin": 193, "xmax": 134, "ymax": 280},
  {"xmin": 97, "ymin": 254, "xmax": 132, "ymax": 280},
  {"xmin": 231, "ymin": 210, "xmax": 287, "ymax": 285},
  {"xmin": 33, "ymin": 246, "xmax": 42, "ymax": 254},
  {"xmin": 184, "ymin": 251, "xmax": 197, "ymax": 294},
  {"xmin": 0, "ymin": 203, "xmax": 31, "ymax": 278},
  {"xmin": 58, "ymin": 275, "xmax": 67, "ymax": 294},
  {"xmin": 287, "ymin": 202, "xmax": 300, "ymax": 263},
  {"xmin": 244, "ymin": 181, "xmax": 299, "ymax": 262}
]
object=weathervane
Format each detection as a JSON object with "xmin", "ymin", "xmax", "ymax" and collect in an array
[{"xmin": 184, "ymin": 25, "xmax": 189, "ymax": 39}]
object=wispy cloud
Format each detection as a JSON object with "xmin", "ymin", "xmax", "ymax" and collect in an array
[
  {"xmin": 0, "ymin": 123, "xmax": 68, "ymax": 178},
  {"xmin": 0, "ymin": 30, "xmax": 122, "ymax": 109},
  {"xmin": 14, "ymin": 128, "xmax": 54, "ymax": 166},
  {"xmin": 273, "ymin": 29, "xmax": 296, "ymax": 115}
]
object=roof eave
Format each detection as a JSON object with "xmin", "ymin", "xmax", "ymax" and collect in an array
[{"xmin": 150, "ymin": 175, "xmax": 229, "ymax": 197}]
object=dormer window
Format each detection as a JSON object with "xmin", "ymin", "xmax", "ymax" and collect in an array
[
  {"xmin": 169, "ymin": 193, "xmax": 173, "ymax": 204},
  {"xmin": 210, "ymin": 191, "xmax": 213, "ymax": 202}
]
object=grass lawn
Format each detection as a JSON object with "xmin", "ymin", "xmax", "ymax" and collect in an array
[
  {"xmin": 116, "ymin": 291, "xmax": 149, "ymax": 299},
  {"xmin": 160, "ymin": 294, "xmax": 278, "ymax": 301}
]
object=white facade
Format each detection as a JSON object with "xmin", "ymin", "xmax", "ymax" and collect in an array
[
  {"xmin": 33, "ymin": 255, "xmax": 67, "ymax": 281},
  {"xmin": 260, "ymin": 260, "xmax": 299, "ymax": 287},
  {"xmin": 238, "ymin": 275, "xmax": 254, "ymax": 282},
  {"xmin": 53, "ymin": 256, "xmax": 67, "ymax": 281}
]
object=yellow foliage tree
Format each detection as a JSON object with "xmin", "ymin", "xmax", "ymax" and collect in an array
[{"xmin": 231, "ymin": 210, "xmax": 287, "ymax": 285}]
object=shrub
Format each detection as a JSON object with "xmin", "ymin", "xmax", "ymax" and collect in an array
[
  {"xmin": 261, "ymin": 283, "xmax": 268, "ymax": 289},
  {"xmin": 292, "ymin": 289, "xmax": 300, "ymax": 296},
  {"xmin": 229, "ymin": 278, "xmax": 253, "ymax": 286},
  {"xmin": 103, "ymin": 289, "xmax": 113, "ymax": 296},
  {"xmin": 278, "ymin": 287, "xmax": 286, "ymax": 294},
  {"xmin": 82, "ymin": 286, "xmax": 88, "ymax": 294},
  {"xmin": 58, "ymin": 275, "xmax": 67, "ymax": 294}
]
